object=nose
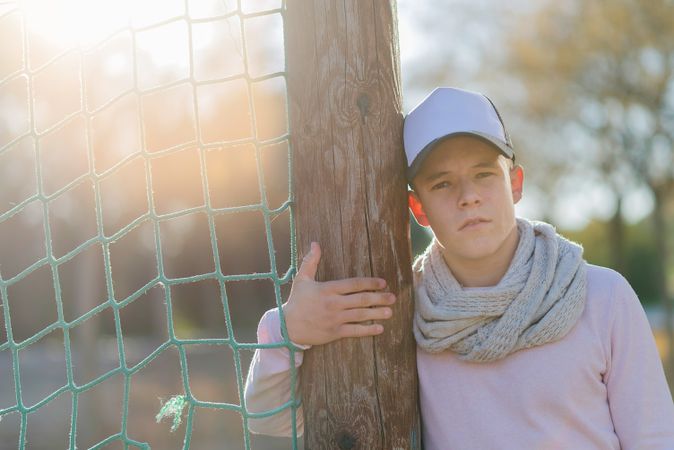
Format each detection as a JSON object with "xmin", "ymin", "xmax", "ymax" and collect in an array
[{"xmin": 457, "ymin": 180, "xmax": 481, "ymax": 208}]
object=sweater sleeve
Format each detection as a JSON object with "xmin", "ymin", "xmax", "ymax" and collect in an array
[
  {"xmin": 243, "ymin": 307, "xmax": 310, "ymax": 437},
  {"xmin": 604, "ymin": 274, "xmax": 674, "ymax": 449}
]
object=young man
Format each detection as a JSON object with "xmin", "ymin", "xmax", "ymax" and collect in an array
[{"xmin": 244, "ymin": 87, "xmax": 674, "ymax": 449}]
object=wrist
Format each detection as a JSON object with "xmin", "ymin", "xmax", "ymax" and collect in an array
[{"xmin": 280, "ymin": 303, "xmax": 312, "ymax": 350}]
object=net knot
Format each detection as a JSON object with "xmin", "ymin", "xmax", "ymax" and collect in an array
[{"xmin": 156, "ymin": 395, "xmax": 187, "ymax": 432}]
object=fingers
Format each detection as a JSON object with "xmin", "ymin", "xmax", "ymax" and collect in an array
[
  {"xmin": 338, "ymin": 291, "xmax": 396, "ymax": 309},
  {"xmin": 339, "ymin": 306, "xmax": 392, "ymax": 324},
  {"xmin": 296, "ymin": 242, "xmax": 321, "ymax": 281},
  {"xmin": 296, "ymin": 243, "xmax": 387, "ymax": 294},
  {"xmin": 323, "ymin": 276, "xmax": 387, "ymax": 295},
  {"xmin": 338, "ymin": 323, "xmax": 384, "ymax": 338}
]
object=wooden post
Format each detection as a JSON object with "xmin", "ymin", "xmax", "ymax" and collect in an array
[{"xmin": 285, "ymin": 1, "xmax": 421, "ymax": 449}]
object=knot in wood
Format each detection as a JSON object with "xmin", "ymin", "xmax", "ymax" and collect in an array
[
  {"xmin": 335, "ymin": 430, "xmax": 357, "ymax": 449},
  {"xmin": 357, "ymin": 93, "xmax": 370, "ymax": 120}
]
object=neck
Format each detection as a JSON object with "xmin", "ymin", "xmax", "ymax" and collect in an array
[{"xmin": 441, "ymin": 224, "xmax": 520, "ymax": 288}]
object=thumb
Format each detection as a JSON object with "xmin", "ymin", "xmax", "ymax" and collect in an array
[{"xmin": 296, "ymin": 242, "xmax": 321, "ymax": 281}]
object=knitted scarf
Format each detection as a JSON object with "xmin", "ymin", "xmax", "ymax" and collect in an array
[{"xmin": 413, "ymin": 218, "xmax": 587, "ymax": 362}]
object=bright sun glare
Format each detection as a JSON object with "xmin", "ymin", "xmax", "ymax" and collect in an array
[{"xmin": 20, "ymin": 0, "xmax": 210, "ymax": 66}]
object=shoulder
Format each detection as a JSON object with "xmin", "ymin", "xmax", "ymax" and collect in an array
[
  {"xmin": 585, "ymin": 263, "xmax": 635, "ymax": 302},
  {"xmin": 581, "ymin": 264, "xmax": 652, "ymax": 361},
  {"xmin": 584, "ymin": 263, "xmax": 643, "ymax": 325}
]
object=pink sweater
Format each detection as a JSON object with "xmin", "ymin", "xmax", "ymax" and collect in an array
[{"xmin": 244, "ymin": 264, "xmax": 674, "ymax": 449}]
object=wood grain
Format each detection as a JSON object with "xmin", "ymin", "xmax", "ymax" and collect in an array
[{"xmin": 285, "ymin": 1, "xmax": 420, "ymax": 448}]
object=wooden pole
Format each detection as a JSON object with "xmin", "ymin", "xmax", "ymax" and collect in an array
[{"xmin": 285, "ymin": 1, "xmax": 421, "ymax": 448}]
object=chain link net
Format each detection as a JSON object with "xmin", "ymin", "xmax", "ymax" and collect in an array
[{"xmin": 0, "ymin": 0, "xmax": 301, "ymax": 448}]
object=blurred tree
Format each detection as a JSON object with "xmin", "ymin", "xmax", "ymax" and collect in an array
[
  {"xmin": 506, "ymin": 0, "xmax": 674, "ymax": 378},
  {"xmin": 562, "ymin": 218, "xmax": 661, "ymax": 306}
]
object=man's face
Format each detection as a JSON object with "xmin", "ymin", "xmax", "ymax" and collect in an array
[{"xmin": 408, "ymin": 135, "xmax": 524, "ymax": 264}]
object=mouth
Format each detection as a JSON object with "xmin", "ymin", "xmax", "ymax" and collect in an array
[{"xmin": 459, "ymin": 217, "xmax": 490, "ymax": 231}]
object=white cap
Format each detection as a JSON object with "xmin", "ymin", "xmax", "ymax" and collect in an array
[{"xmin": 403, "ymin": 87, "xmax": 514, "ymax": 181}]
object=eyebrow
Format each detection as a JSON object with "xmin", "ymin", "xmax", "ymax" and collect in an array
[{"xmin": 422, "ymin": 161, "xmax": 500, "ymax": 183}]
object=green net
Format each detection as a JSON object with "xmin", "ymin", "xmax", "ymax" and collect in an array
[{"xmin": 0, "ymin": 0, "xmax": 302, "ymax": 448}]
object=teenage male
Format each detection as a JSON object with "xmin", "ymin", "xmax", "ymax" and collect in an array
[{"xmin": 244, "ymin": 87, "xmax": 674, "ymax": 449}]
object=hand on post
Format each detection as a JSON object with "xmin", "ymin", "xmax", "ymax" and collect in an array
[{"xmin": 282, "ymin": 242, "xmax": 396, "ymax": 347}]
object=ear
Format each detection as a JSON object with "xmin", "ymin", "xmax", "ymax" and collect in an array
[
  {"xmin": 408, "ymin": 191, "xmax": 430, "ymax": 227},
  {"xmin": 510, "ymin": 165, "xmax": 525, "ymax": 204}
]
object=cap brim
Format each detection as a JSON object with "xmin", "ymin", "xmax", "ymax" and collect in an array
[{"xmin": 407, "ymin": 131, "xmax": 514, "ymax": 183}]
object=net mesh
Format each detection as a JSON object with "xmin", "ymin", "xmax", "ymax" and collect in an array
[{"xmin": 0, "ymin": 0, "xmax": 302, "ymax": 448}]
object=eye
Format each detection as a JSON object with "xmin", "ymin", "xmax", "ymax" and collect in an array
[
  {"xmin": 431, "ymin": 181, "xmax": 450, "ymax": 190},
  {"xmin": 476, "ymin": 172, "xmax": 494, "ymax": 179}
]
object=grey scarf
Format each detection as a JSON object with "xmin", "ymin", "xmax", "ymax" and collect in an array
[{"xmin": 413, "ymin": 218, "xmax": 587, "ymax": 362}]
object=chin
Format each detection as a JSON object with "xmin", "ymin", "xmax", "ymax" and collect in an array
[{"xmin": 454, "ymin": 240, "xmax": 501, "ymax": 261}]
